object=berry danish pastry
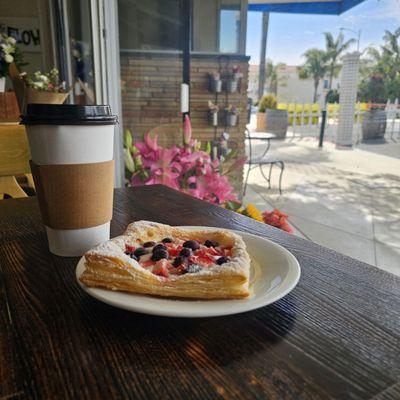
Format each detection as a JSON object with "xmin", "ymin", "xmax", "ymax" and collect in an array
[{"xmin": 79, "ymin": 221, "xmax": 251, "ymax": 299}]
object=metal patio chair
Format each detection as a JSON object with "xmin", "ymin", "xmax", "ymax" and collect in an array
[{"xmin": 243, "ymin": 129, "xmax": 285, "ymax": 196}]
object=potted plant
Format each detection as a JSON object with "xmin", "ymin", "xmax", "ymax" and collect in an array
[
  {"xmin": 225, "ymin": 105, "xmax": 240, "ymax": 127},
  {"xmin": 19, "ymin": 68, "xmax": 69, "ymax": 110},
  {"xmin": 208, "ymin": 72, "xmax": 222, "ymax": 93},
  {"xmin": 362, "ymin": 105, "xmax": 387, "ymax": 141},
  {"xmin": 208, "ymin": 100, "xmax": 219, "ymax": 126},
  {"xmin": 360, "ymin": 75, "xmax": 387, "ymax": 141},
  {"xmin": 257, "ymin": 94, "xmax": 288, "ymax": 138},
  {"xmin": 225, "ymin": 66, "xmax": 243, "ymax": 93},
  {"xmin": 0, "ymin": 33, "xmax": 25, "ymax": 92}
]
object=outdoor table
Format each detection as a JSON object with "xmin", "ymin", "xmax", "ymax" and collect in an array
[
  {"xmin": 244, "ymin": 131, "xmax": 284, "ymax": 195},
  {"xmin": 1, "ymin": 185, "xmax": 399, "ymax": 400},
  {"xmin": 246, "ymin": 131, "xmax": 277, "ymax": 158}
]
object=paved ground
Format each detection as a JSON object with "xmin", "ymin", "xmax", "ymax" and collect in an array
[{"xmin": 243, "ymin": 136, "xmax": 400, "ymax": 276}]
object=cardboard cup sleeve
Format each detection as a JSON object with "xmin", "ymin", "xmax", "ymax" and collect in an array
[{"xmin": 30, "ymin": 160, "xmax": 114, "ymax": 230}]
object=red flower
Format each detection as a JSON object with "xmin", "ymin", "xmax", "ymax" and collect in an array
[{"xmin": 262, "ymin": 209, "xmax": 293, "ymax": 233}]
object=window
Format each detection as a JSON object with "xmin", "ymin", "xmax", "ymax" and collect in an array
[
  {"xmin": 219, "ymin": 1, "xmax": 241, "ymax": 53},
  {"xmin": 118, "ymin": 0, "xmax": 183, "ymax": 51},
  {"xmin": 192, "ymin": 0, "xmax": 242, "ymax": 53}
]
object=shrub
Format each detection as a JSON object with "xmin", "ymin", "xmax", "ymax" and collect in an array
[
  {"xmin": 325, "ymin": 89, "xmax": 339, "ymax": 103},
  {"xmin": 258, "ymin": 94, "xmax": 277, "ymax": 112}
]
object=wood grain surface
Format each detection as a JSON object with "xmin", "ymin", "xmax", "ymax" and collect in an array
[{"xmin": 0, "ymin": 185, "xmax": 399, "ymax": 400}]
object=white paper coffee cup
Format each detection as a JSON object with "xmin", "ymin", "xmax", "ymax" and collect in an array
[{"xmin": 21, "ymin": 104, "xmax": 117, "ymax": 257}]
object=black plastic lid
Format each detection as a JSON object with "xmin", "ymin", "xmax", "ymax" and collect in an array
[{"xmin": 20, "ymin": 104, "xmax": 118, "ymax": 125}]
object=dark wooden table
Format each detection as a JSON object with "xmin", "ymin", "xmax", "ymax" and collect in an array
[{"xmin": 1, "ymin": 185, "xmax": 399, "ymax": 400}]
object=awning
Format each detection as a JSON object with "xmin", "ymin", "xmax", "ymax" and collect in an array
[{"xmin": 248, "ymin": 0, "xmax": 366, "ymax": 15}]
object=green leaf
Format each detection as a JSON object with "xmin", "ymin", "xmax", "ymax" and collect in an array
[
  {"xmin": 124, "ymin": 129, "xmax": 133, "ymax": 149},
  {"xmin": 224, "ymin": 200, "xmax": 242, "ymax": 211},
  {"xmin": 223, "ymin": 149, "xmax": 238, "ymax": 162},
  {"xmin": 205, "ymin": 141, "xmax": 211, "ymax": 155}
]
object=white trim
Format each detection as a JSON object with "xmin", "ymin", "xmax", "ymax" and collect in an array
[
  {"xmin": 90, "ymin": 0, "xmax": 106, "ymax": 103},
  {"xmin": 102, "ymin": 0, "xmax": 124, "ymax": 188}
]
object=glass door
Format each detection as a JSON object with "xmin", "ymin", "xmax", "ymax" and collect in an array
[{"xmin": 53, "ymin": 0, "xmax": 97, "ymax": 105}]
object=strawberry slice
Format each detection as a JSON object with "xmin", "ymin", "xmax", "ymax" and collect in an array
[
  {"xmin": 141, "ymin": 260, "xmax": 155, "ymax": 268},
  {"xmin": 167, "ymin": 245, "xmax": 183, "ymax": 257},
  {"xmin": 125, "ymin": 244, "xmax": 136, "ymax": 253},
  {"xmin": 190, "ymin": 252, "xmax": 214, "ymax": 266},
  {"xmin": 152, "ymin": 259, "xmax": 170, "ymax": 277},
  {"xmin": 205, "ymin": 246, "xmax": 219, "ymax": 256}
]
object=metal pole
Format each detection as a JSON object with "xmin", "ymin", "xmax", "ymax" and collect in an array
[
  {"xmin": 182, "ymin": 0, "xmax": 192, "ymax": 120},
  {"xmin": 319, "ymin": 110, "xmax": 327, "ymax": 148},
  {"xmin": 258, "ymin": 11, "xmax": 269, "ymax": 101}
]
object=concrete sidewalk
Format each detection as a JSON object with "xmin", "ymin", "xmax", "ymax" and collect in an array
[{"xmin": 243, "ymin": 137, "xmax": 400, "ymax": 276}]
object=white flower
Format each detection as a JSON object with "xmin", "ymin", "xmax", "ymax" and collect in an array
[
  {"xmin": 4, "ymin": 54, "xmax": 14, "ymax": 63},
  {"xmin": 7, "ymin": 37, "xmax": 16, "ymax": 45},
  {"xmin": 4, "ymin": 45, "xmax": 15, "ymax": 55}
]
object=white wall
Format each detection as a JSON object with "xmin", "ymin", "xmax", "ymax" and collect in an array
[
  {"xmin": 277, "ymin": 70, "xmax": 340, "ymax": 106},
  {"xmin": 247, "ymin": 64, "xmax": 340, "ymax": 106}
]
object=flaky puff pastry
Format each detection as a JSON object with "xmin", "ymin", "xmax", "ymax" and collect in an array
[{"xmin": 79, "ymin": 220, "xmax": 251, "ymax": 299}]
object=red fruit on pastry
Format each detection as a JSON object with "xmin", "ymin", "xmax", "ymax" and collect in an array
[
  {"xmin": 153, "ymin": 259, "xmax": 170, "ymax": 277},
  {"xmin": 125, "ymin": 244, "xmax": 136, "ymax": 253}
]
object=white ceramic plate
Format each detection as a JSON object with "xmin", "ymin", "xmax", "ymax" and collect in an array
[{"xmin": 75, "ymin": 227, "xmax": 301, "ymax": 318}]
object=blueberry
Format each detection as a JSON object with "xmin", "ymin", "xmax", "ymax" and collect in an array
[
  {"xmin": 172, "ymin": 256, "xmax": 184, "ymax": 267},
  {"xmin": 134, "ymin": 247, "xmax": 147, "ymax": 258},
  {"xmin": 151, "ymin": 249, "xmax": 169, "ymax": 261},
  {"xmin": 124, "ymin": 251, "xmax": 131, "ymax": 256},
  {"xmin": 179, "ymin": 247, "xmax": 192, "ymax": 258},
  {"xmin": 185, "ymin": 264, "xmax": 202, "ymax": 274},
  {"xmin": 162, "ymin": 237, "xmax": 173, "ymax": 243},
  {"xmin": 216, "ymin": 256, "xmax": 229, "ymax": 265},
  {"xmin": 130, "ymin": 254, "xmax": 138, "ymax": 261},
  {"xmin": 143, "ymin": 241, "xmax": 156, "ymax": 248},
  {"xmin": 182, "ymin": 240, "xmax": 200, "ymax": 251},
  {"xmin": 152, "ymin": 244, "xmax": 167, "ymax": 252},
  {"xmin": 204, "ymin": 239, "xmax": 219, "ymax": 248}
]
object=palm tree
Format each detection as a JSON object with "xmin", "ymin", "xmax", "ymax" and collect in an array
[
  {"xmin": 298, "ymin": 48, "xmax": 327, "ymax": 103},
  {"xmin": 324, "ymin": 32, "xmax": 356, "ymax": 91},
  {"xmin": 359, "ymin": 28, "xmax": 400, "ymax": 101},
  {"xmin": 381, "ymin": 28, "xmax": 400, "ymax": 80},
  {"xmin": 265, "ymin": 60, "xmax": 285, "ymax": 95}
]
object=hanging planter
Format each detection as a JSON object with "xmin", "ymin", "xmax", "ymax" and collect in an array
[
  {"xmin": 225, "ymin": 80, "xmax": 238, "ymax": 93},
  {"xmin": 208, "ymin": 110, "xmax": 218, "ymax": 126},
  {"xmin": 208, "ymin": 100, "xmax": 219, "ymax": 126},
  {"xmin": 225, "ymin": 105, "xmax": 240, "ymax": 127},
  {"xmin": 208, "ymin": 72, "xmax": 222, "ymax": 93},
  {"xmin": 226, "ymin": 113, "xmax": 238, "ymax": 126},
  {"xmin": 225, "ymin": 66, "xmax": 242, "ymax": 93}
]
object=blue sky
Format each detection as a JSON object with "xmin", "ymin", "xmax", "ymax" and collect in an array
[{"xmin": 246, "ymin": 0, "xmax": 400, "ymax": 65}]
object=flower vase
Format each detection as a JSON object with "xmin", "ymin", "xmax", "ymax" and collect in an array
[{"xmin": 0, "ymin": 77, "xmax": 5, "ymax": 92}]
